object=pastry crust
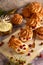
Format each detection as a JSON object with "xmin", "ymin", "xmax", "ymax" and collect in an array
[
  {"xmin": 28, "ymin": 2, "xmax": 42, "ymax": 13},
  {"xmin": 26, "ymin": 13, "xmax": 41, "ymax": 29},
  {"xmin": 8, "ymin": 35, "xmax": 29, "ymax": 54},
  {"xmin": 35, "ymin": 27, "xmax": 43, "ymax": 40},
  {"xmin": 39, "ymin": 8, "xmax": 43, "ymax": 15},
  {"xmin": 39, "ymin": 8, "xmax": 43, "ymax": 21},
  {"xmin": 11, "ymin": 14, "xmax": 23, "ymax": 25},
  {"xmin": 22, "ymin": 7, "xmax": 31, "ymax": 18},
  {"xmin": 37, "ymin": 34, "xmax": 43, "ymax": 40},
  {"xmin": 19, "ymin": 26, "xmax": 33, "ymax": 42},
  {"xmin": 22, "ymin": 2, "xmax": 43, "ymax": 21}
]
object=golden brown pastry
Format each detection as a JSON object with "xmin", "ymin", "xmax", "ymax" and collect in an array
[
  {"xmin": 26, "ymin": 13, "xmax": 41, "ymax": 29},
  {"xmin": 40, "ymin": 7, "xmax": 43, "ymax": 15},
  {"xmin": 22, "ymin": 1, "xmax": 43, "ymax": 23},
  {"xmin": 39, "ymin": 8, "xmax": 43, "ymax": 21},
  {"xmin": 8, "ymin": 35, "xmax": 29, "ymax": 54},
  {"xmin": 19, "ymin": 26, "xmax": 33, "ymax": 42},
  {"xmin": 35, "ymin": 27, "xmax": 43, "ymax": 40},
  {"xmin": 28, "ymin": 2, "xmax": 42, "ymax": 13},
  {"xmin": 22, "ymin": 7, "xmax": 31, "ymax": 18},
  {"xmin": 11, "ymin": 14, "xmax": 23, "ymax": 25},
  {"xmin": 36, "ymin": 13, "xmax": 43, "ymax": 21}
]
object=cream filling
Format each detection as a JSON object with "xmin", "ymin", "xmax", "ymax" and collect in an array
[{"xmin": 0, "ymin": 22, "xmax": 12, "ymax": 32}]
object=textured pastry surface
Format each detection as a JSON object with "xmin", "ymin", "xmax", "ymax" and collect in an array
[
  {"xmin": 22, "ymin": 7, "xmax": 31, "ymax": 18},
  {"xmin": 19, "ymin": 26, "xmax": 33, "ymax": 42},
  {"xmin": 8, "ymin": 35, "xmax": 29, "ymax": 54},
  {"xmin": 28, "ymin": 2, "xmax": 42, "ymax": 13},
  {"xmin": 22, "ymin": 2, "xmax": 43, "ymax": 30},
  {"xmin": 11, "ymin": 14, "xmax": 23, "ymax": 25},
  {"xmin": 35, "ymin": 27, "xmax": 43, "ymax": 39},
  {"xmin": 26, "ymin": 13, "xmax": 41, "ymax": 29}
]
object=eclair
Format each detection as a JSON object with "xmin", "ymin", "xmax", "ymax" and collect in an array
[
  {"xmin": 8, "ymin": 35, "xmax": 29, "ymax": 54},
  {"xmin": 35, "ymin": 27, "xmax": 43, "ymax": 40},
  {"xmin": 19, "ymin": 26, "xmax": 33, "ymax": 42}
]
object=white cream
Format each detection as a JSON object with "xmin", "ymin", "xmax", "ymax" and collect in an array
[{"xmin": 0, "ymin": 22, "xmax": 12, "ymax": 32}]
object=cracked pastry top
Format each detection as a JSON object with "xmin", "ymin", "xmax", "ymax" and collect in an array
[
  {"xmin": 8, "ymin": 35, "xmax": 29, "ymax": 54},
  {"xmin": 22, "ymin": 2, "xmax": 43, "ymax": 19},
  {"xmin": 35, "ymin": 27, "xmax": 43, "ymax": 40},
  {"xmin": 28, "ymin": 2, "xmax": 42, "ymax": 13},
  {"xmin": 19, "ymin": 26, "xmax": 33, "ymax": 42},
  {"xmin": 26, "ymin": 13, "xmax": 42, "ymax": 29},
  {"xmin": 11, "ymin": 14, "xmax": 23, "ymax": 25}
]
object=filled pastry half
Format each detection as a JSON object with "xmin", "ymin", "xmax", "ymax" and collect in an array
[
  {"xmin": 0, "ymin": 22, "xmax": 12, "ymax": 36},
  {"xmin": 19, "ymin": 26, "xmax": 33, "ymax": 42},
  {"xmin": 35, "ymin": 27, "xmax": 43, "ymax": 40},
  {"xmin": 8, "ymin": 35, "xmax": 29, "ymax": 54},
  {"xmin": 11, "ymin": 14, "xmax": 23, "ymax": 25}
]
